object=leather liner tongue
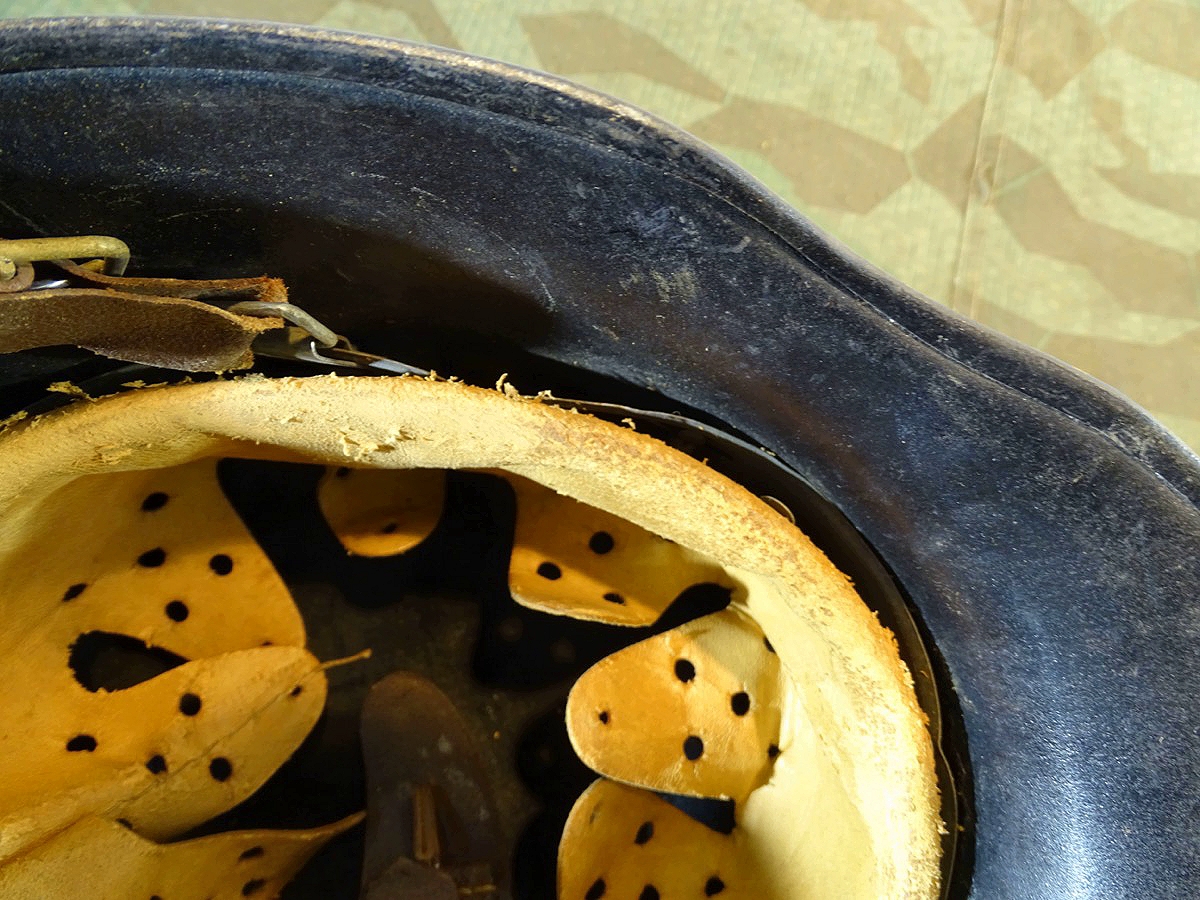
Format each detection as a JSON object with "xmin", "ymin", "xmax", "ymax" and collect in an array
[
  {"xmin": 0, "ymin": 812, "xmax": 362, "ymax": 900},
  {"xmin": 565, "ymin": 608, "xmax": 782, "ymax": 803},
  {"xmin": 558, "ymin": 780, "xmax": 762, "ymax": 900},
  {"xmin": 318, "ymin": 466, "xmax": 446, "ymax": 558},
  {"xmin": 319, "ymin": 467, "xmax": 733, "ymax": 628},
  {"xmin": 12, "ymin": 458, "xmax": 308, "ymax": 655},
  {"xmin": 0, "ymin": 457, "xmax": 327, "ymax": 864},
  {"xmin": 504, "ymin": 473, "xmax": 731, "ymax": 627}
]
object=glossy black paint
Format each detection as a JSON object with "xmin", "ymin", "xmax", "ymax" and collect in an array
[{"xmin": 0, "ymin": 18, "xmax": 1197, "ymax": 899}]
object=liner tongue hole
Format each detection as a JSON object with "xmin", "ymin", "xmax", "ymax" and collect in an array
[
  {"xmin": 588, "ymin": 531, "xmax": 615, "ymax": 554},
  {"xmin": 68, "ymin": 631, "xmax": 188, "ymax": 692},
  {"xmin": 141, "ymin": 492, "xmax": 169, "ymax": 512},
  {"xmin": 209, "ymin": 757, "xmax": 233, "ymax": 782},
  {"xmin": 209, "ymin": 553, "xmax": 234, "ymax": 575},
  {"xmin": 61, "ymin": 583, "xmax": 87, "ymax": 602},
  {"xmin": 137, "ymin": 547, "xmax": 166, "ymax": 568},
  {"xmin": 65, "ymin": 734, "xmax": 97, "ymax": 752}
]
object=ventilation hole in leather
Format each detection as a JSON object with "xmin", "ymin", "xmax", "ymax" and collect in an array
[
  {"xmin": 674, "ymin": 659, "xmax": 696, "ymax": 682},
  {"xmin": 242, "ymin": 879, "xmax": 267, "ymax": 896},
  {"xmin": 209, "ymin": 554, "xmax": 234, "ymax": 575},
  {"xmin": 66, "ymin": 734, "xmax": 97, "ymax": 752},
  {"xmin": 537, "ymin": 561, "xmax": 562, "ymax": 580},
  {"xmin": 179, "ymin": 693, "xmax": 202, "ymax": 716},
  {"xmin": 137, "ymin": 547, "xmax": 166, "ymax": 568},
  {"xmin": 61, "ymin": 582, "xmax": 87, "ymax": 602},
  {"xmin": 705, "ymin": 876, "xmax": 726, "ymax": 895},
  {"xmin": 379, "ymin": 522, "xmax": 399, "ymax": 534},
  {"xmin": 639, "ymin": 886, "xmax": 659, "ymax": 900},
  {"xmin": 141, "ymin": 492, "xmax": 169, "ymax": 512},
  {"xmin": 598, "ymin": 711, "xmax": 610, "ymax": 724},
  {"xmin": 146, "ymin": 754, "xmax": 167, "ymax": 774},
  {"xmin": 588, "ymin": 531, "xmax": 615, "ymax": 554},
  {"xmin": 602, "ymin": 592, "xmax": 625, "ymax": 605},
  {"xmin": 239, "ymin": 846, "xmax": 265, "ymax": 861},
  {"xmin": 289, "ymin": 685, "xmax": 303, "ymax": 697},
  {"xmin": 767, "ymin": 743, "xmax": 780, "ymax": 759},
  {"xmin": 634, "ymin": 821, "xmax": 654, "ymax": 844},
  {"xmin": 209, "ymin": 757, "xmax": 233, "ymax": 782},
  {"xmin": 585, "ymin": 878, "xmax": 606, "ymax": 899},
  {"xmin": 165, "ymin": 600, "xmax": 189, "ymax": 622},
  {"xmin": 69, "ymin": 631, "xmax": 188, "ymax": 692},
  {"xmin": 684, "ymin": 736, "xmax": 704, "ymax": 760},
  {"xmin": 730, "ymin": 692, "xmax": 751, "ymax": 716}
]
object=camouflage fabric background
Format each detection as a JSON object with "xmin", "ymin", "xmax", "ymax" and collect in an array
[{"xmin": 7, "ymin": 0, "xmax": 1199, "ymax": 451}]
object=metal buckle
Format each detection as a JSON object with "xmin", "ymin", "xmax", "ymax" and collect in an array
[
  {"xmin": 0, "ymin": 235, "xmax": 130, "ymax": 285},
  {"xmin": 246, "ymin": 322, "xmax": 431, "ymax": 377},
  {"xmin": 0, "ymin": 234, "xmax": 132, "ymax": 293},
  {"xmin": 221, "ymin": 300, "xmax": 427, "ymax": 376},
  {"xmin": 225, "ymin": 301, "xmax": 341, "ymax": 349}
]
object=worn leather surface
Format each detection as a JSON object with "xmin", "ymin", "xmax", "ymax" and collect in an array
[
  {"xmin": 0, "ymin": 288, "xmax": 274, "ymax": 371},
  {"xmin": 0, "ymin": 19, "xmax": 1196, "ymax": 899},
  {"xmin": 0, "ymin": 263, "xmax": 286, "ymax": 371}
]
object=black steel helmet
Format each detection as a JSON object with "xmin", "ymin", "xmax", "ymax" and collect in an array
[{"xmin": 0, "ymin": 18, "xmax": 1197, "ymax": 900}]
